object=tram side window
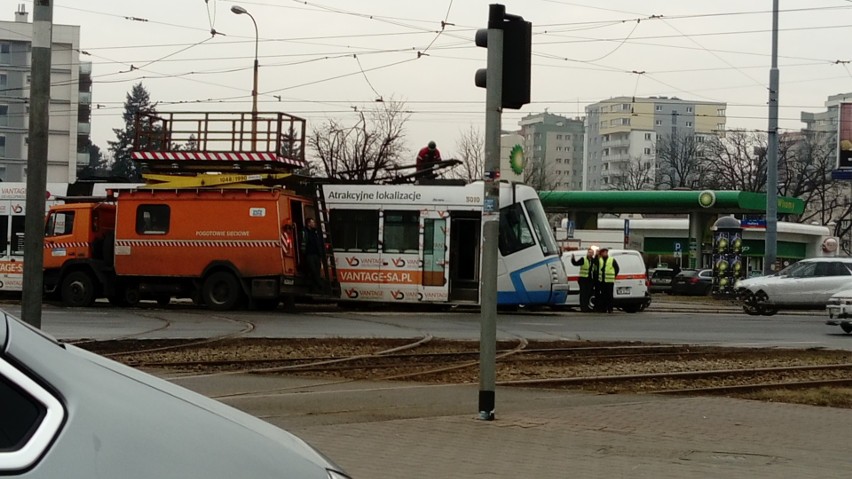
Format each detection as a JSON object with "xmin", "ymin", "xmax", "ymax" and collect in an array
[
  {"xmin": 499, "ymin": 203, "xmax": 535, "ymax": 256},
  {"xmin": 329, "ymin": 210, "xmax": 379, "ymax": 252},
  {"xmin": 0, "ymin": 216, "xmax": 7, "ymax": 256},
  {"xmin": 10, "ymin": 216, "xmax": 25, "ymax": 257},
  {"xmin": 383, "ymin": 211, "xmax": 419, "ymax": 253},
  {"xmin": 136, "ymin": 205, "xmax": 170, "ymax": 235}
]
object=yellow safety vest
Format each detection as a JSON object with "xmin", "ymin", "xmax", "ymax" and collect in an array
[
  {"xmin": 579, "ymin": 257, "xmax": 593, "ymax": 278},
  {"xmin": 599, "ymin": 257, "xmax": 616, "ymax": 283}
]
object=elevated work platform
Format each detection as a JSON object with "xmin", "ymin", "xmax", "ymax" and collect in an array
[{"xmin": 130, "ymin": 111, "xmax": 307, "ymax": 173}]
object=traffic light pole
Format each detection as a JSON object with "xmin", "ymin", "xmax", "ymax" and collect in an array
[{"xmin": 478, "ymin": 4, "xmax": 504, "ymax": 422}]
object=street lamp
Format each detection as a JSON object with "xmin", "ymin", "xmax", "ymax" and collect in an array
[{"xmin": 231, "ymin": 5, "xmax": 259, "ymax": 150}]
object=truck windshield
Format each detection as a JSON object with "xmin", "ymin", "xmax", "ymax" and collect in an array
[{"xmin": 523, "ymin": 199, "xmax": 559, "ymax": 257}]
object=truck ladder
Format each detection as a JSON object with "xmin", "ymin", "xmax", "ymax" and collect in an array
[
  {"xmin": 141, "ymin": 172, "xmax": 293, "ymax": 189},
  {"xmin": 314, "ymin": 183, "xmax": 339, "ymax": 294}
]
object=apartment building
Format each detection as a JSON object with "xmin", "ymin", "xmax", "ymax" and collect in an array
[
  {"xmin": 0, "ymin": 5, "xmax": 91, "ymax": 182},
  {"xmin": 583, "ymin": 96, "xmax": 727, "ymax": 191},
  {"xmin": 513, "ymin": 112, "xmax": 584, "ymax": 191}
]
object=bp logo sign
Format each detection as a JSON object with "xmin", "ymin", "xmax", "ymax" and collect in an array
[
  {"xmin": 698, "ymin": 190, "xmax": 716, "ymax": 208},
  {"xmin": 509, "ymin": 144, "xmax": 525, "ymax": 175}
]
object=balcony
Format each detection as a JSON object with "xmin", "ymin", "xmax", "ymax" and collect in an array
[
  {"xmin": 77, "ymin": 122, "xmax": 91, "ymax": 135},
  {"xmin": 79, "ymin": 91, "xmax": 91, "ymax": 104},
  {"xmin": 602, "ymin": 138, "xmax": 630, "ymax": 148}
]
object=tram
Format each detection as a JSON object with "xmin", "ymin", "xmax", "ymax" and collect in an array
[
  {"xmin": 0, "ymin": 183, "xmax": 69, "ymax": 291},
  {"xmin": 322, "ymin": 181, "xmax": 569, "ymax": 306}
]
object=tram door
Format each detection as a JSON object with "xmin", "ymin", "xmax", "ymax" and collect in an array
[{"xmin": 449, "ymin": 212, "xmax": 481, "ymax": 302}]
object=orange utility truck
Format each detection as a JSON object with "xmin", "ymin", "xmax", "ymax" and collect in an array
[{"xmin": 43, "ymin": 111, "xmax": 333, "ymax": 309}]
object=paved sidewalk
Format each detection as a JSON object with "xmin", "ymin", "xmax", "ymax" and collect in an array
[{"xmin": 172, "ymin": 374, "xmax": 852, "ymax": 479}]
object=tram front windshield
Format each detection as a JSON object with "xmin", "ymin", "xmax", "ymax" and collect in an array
[{"xmin": 524, "ymin": 199, "xmax": 559, "ymax": 257}]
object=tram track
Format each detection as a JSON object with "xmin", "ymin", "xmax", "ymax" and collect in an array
[{"xmin": 79, "ymin": 338, "xmax": 852, "ymax": 407}]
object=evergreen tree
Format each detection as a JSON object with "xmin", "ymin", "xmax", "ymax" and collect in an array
[
  {"xmin": 77, "ymin": 140, "xmax": 108, "ymax": 179},
  {"xmin": 108, "ymin": 83, "xmax": 157, "ymax": 181}
]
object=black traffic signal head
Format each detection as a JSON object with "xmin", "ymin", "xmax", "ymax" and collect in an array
[{"xmin": 474, "ymin": 6, "xmax": 531, "ymax": 110}]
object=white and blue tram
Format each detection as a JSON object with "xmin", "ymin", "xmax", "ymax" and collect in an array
[{"xmin": 322, "ymin": 181, "xmax": 569, "ymax": 306}]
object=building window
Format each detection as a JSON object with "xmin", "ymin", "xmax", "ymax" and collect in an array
[
  {"xmin": 686, "ymin": 106, "xmax": 693, "ymax": 113},
  {"xmin": 555, "ymin": 146, "xmax": 562, "ymax": 151},
  {"xmin": 0, "ymin": 73, "xmax": 7, "ymax": 92},
  {"xmin": 655, "ymin": 120, "xmax": 662, "ymax": 126},
  {"xmin": 717, "ymin": 108, "xmax": 726, "ymax": 116},
  {"xmin": 644, "ymin": 132, "xmax": 652, "ymax": 140},
  {"xmin": 686, "ymin": 121, "xmax": 693, "ymax": 128},
  {"xmin": 0, "ymin": 105, "xmax": 6, "ymax": 127},
  {"xmin": 716, "ymin": 123, "xmax": 725, "ymax": 131},
  {"xmin": 0, "ymin": 135, "xmax": 5, "ymax": 158},
  {"xmin": 655, "ymin": 105, "xmax": 662, "ymax": 111},
  {"xmin": 556, "ymin": 134, "xmax": 562, "ymax": 140},
  {"xmin": 0, "ymin": 43, "xmax": 9, "ymax": 65},
  {"xmin": 644, "ymin": 148, "xmax": 652, "ymax": 155}
]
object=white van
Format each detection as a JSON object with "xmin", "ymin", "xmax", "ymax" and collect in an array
[{"xmin": 561, "ymin": 249, "xmax": 652, "ymax": 313}]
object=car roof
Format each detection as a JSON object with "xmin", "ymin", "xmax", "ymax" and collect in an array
[{"xmin": 801, "ymin": 257, "xmax": 852, "ymax": 263}]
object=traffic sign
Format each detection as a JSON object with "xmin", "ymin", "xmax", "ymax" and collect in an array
[{"xmin": 674, "ymin": 242, "xmax": 682, "ymax": 252}]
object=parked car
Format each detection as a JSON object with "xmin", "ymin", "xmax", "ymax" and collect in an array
[
  {"xmin": 736, "ymin": 257, "xmax": 852, "ymax": 316},
  {"xmin": 562, "ymin": 249, "xmax": 651, "ymax": 313},
  {"xmin": 670, "ymin": 269, "xmax": 713, "ymax": 296},
  {"xmin": 826, "ymin": 288, "xmax": 852, "ymax": 333},
  {"xmin": 649, "ymin": 268, "xmax": 675, "ymax": 293},
  {"xmin": 0, "ymin": 311, "xmax": 352, "ymax": 478}
]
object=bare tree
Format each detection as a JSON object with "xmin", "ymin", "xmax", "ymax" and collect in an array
[
  {"xmin": 524, "ymin": 156, "xmax": 559, "ymax": 191},
  {"xmin": 308, "ymin": 100, "xmax": 409, "ymax": 181},
  {"xmin": 702, "ymin": 130, "xmax": 767, "ymax": 192},
  {"xmin": 654, "ymin": 133, "xmax": 709, "ymax": 189},
  {"xmin": 451, "ymin": 125, "xmax": 484, "ymax": 182},
  {"xmin": 782, "ymin": 130, "xmax": 842, "ymax": 224},
  {"xmin": 608, "ymin": 156, "xmax": 654, "ymax": 190}
]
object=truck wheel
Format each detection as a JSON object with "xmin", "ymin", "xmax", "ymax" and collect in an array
[
  {"xmin": 841, "ymin": 323, "xmax": 852, "ymax": 334},
  {"xmin": 202, "ymin": 272, "xmax": 243, "ymax": 310},
  {"xmin": 155, "ymin": 294, "xmax": 171, "ymax": 307},
  {"xmin": 61, "ymin": 271, "xmax": 97, "ymax": 307}
]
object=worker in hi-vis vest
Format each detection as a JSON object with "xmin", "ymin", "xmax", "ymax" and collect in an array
[
  {"xmin": 571, "ymin": 247, "xmax": 598, "ymax": 312},
  {"xmin": 596, "ymin": 248, "xmax": 620, "ymax": 313}
]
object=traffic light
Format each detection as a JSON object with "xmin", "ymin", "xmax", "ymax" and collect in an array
[{"xmin": 474, "ymin": 4, "xmax": 531, "ymax": 110}]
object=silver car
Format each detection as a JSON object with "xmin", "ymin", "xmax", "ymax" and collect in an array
[
  {"xmin": 736, "ymin": 258, "xmax": 852, "ymax": 316},
  {"xmin": 0, "ymin": 311, "xmax": 351, "ymax": 478}
]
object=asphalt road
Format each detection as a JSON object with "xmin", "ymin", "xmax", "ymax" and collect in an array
[{"xmin": 4, "ymin": 297, "xmax": 850, "ymax": 351}]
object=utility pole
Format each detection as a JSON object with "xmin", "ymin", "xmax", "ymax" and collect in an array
[
  {"xmin": 475, "ymin": 3, "xmax": 531, "ymax": 421},
  {"xmin": 21, "ymin": 1, "xmax": 53, "ymax": 328},
  {"xmin": 765, "ymin": 0, "xmax": 779, "ymax": 275}
]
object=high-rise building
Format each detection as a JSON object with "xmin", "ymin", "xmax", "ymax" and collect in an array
[
  {"xmin": 583, "ymin": 96, "xmax": 727, "ymax": 191},
  {"xmin": 516, "ymin": 112, "xmax": 584, "ymax": 191},
  {"xmin": 800, "ymin": 92, "xmax": 852, "ymax": 135},
  {"xmin": 0, "ymin": 5, "xmax": 91, "ymax": 182}
]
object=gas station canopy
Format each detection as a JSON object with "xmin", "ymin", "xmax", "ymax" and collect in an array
[{"xmin": 538, "ymin": 190, "xmax": 804, "ymax": 216}]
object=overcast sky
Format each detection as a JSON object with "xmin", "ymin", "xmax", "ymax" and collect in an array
[{"xmin": 25, "ymin": 0, "xmax": 852, "ymax": 160}]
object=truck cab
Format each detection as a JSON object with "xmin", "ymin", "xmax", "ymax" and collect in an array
[{"xmin": 43, "ymin": 202, "xmax": 116, "ymax": 305}]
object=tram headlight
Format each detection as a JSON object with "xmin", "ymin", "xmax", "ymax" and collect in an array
[{"xmin": 549, "ymin": 265, "xmax": 560, "ymax": 282}]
